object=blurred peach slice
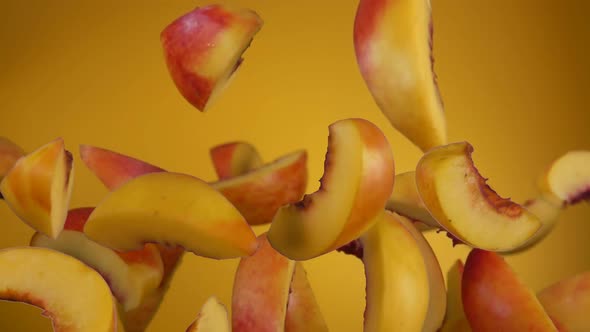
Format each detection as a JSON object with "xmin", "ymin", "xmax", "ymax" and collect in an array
[
  {"xmin": 84, "ymin": 171, "xmax": 257, "ymax": 259},
  {"xmin": 354, "ymin": 0, "xmax": 446, "ymax": 151},
  {"xmin": 210, "ymin": 141, "xmax": 262, "ymax": 179},
  {"xmin": 462, "ymin": 249, "xmax": 557, "ymax": 332},
  {"xmin": 268, "ymin": 118, "xmax": 394, "ymax": 260},
  {"xmin": 0, "ymin": 247, "xmax": 119, "ymax": 331},
  {"xmin": 186, "ymin": 297, "xmax": 230, "ymax": 332},
  {"xmin": 538, "ymin": 271, "xmax": 590, "ymax": 331},
  {"xmin": 439, "ymin": 260, "xmax": 471, "ymax": 332},
  {"xmin": 416, "ymin": 142, "xmax": 542, "ymax": 251},
  {"xmin": 539, "ymin": 150, "xmax": 590, "ymax": 205},
  {"xmin": 0, "ymin": 136, "xmax": 24, "ymax": 183},
  {"xmin": 386, "ymin": 171, "xmax": 438, "ymax": 230},
  {"xmin": 0, "ymin": 138, "xmax": 74, "ymax": 238}
]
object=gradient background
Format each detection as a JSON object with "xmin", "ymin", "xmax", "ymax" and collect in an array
[{"xmin": 0, "ymin": 0, "xmax": 589, "ymax": 331}]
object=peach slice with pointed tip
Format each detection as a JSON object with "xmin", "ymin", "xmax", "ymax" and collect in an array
[
  {"xmin": 84, "ymin": 171, "xmax": 257, "ymax": 259},
  {"xmin": 161, "ymin": 4, "xmax": 263, "ymax": 111},
  {"xmin": 186, "ymin": 296, "xmax": 230, "ymax": 332},
  {"xmin": 30, "ymin": 207, "xmax": 164, "ymax": 312},
  {"xmin": 210, "ymin": 141, "xmax": 262, "ymax": 179},
  {"xmin": 416, "ymin": 142, "xmax": 542, "ymax": 251},
  {"xmin": 268, "ymin": 118, "xmax": 394, "ymax": 260},
  {"xmin": 0, "ymin": 136, "xmax": 24, "ymax": 183},
  {"xmin": 439, "ymin": 260, "xmax": 471, "ymax": 332},
  {"xmin": 0, "ymin": 138, "xmax": 74, "ymax": 238},
  {"xmin": 0, "ymin": 246, "xmax": 119, "ymax": 332},
  {"xmin": 354, "ymin": 0, "xmax": 446, "ymax": 151},
  {"xmin": 538, "ymin": 271, "xmax": 590, "ymax": 331},
  {"xmin": 462, "ymin": 249, "xmax": 557, "ymax": 332},
  {"xmin": 285, "ymin": 262, "xmax": 328, "ymax": 332},
  {"xmin": 386, "ymin": 171, "xmax": 438, "ymax": 230},
  {"xmin": 539, "ymin": 150, "xmax": 590, "ymax": 205}
]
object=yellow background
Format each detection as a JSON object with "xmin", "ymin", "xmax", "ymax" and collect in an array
[{"xmin": 0, "ymin": 0, "xmax": 589, "ymax": 330}]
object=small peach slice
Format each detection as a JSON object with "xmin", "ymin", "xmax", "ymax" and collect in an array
[
  {"xmin": 80, "ymin": 144, "xmax": 164, "ymax": 191},
  {"xmin": 462, "ymin": 249, "xmax": 557, "ymax": 332},
  {"xmin": 232, "ymin": 234, "xmax": 327, "ymax": 332},
  {"xmin": 538, "ymin": 271, "xmax": 590, "ymax": 331},
  {"xmin": 31, "ymin": 207, "xmax": 164, "ymax": 311},
  {"xmin": 0, "ymin": 138, "xmax": 74, "ymax": 238},
  {"xmin": 84, "ymin": 171, "xmax": 257, "ymax": 259},
  {"xmin": 397, "ymin": 214, "xmax": 446, "ymax": 332},
  {"xmin": 161, "ymin": 4, "xmax": 263, "ymax": 111},
  {"xmin": 212, "ymin": 151, "xmax": 308, "ymax": 225},
  {"xmin": 539, "ymin": 150, "xmax": 590, "ymax": 205},
  {"xmin": 268, "ymin": 118, "xmax": 394, "ymax": 260},
  {"xmin": 187, "ymin": 297, "xmax": 230, "ymax": 332},
  {"xmin": 210, "ymin": 141, "xmax": 263, "ymax": 179},
  {"xmin": 0, "ymin": 247, "xmax": 119, "ymax": 332},
  {"xmin": 386, "ymin": 171, "xmax": 438, "ymax": 229},
  {"xmin": 354, "ymin": 0, "xmax": 446, "ymax": 151},
  {"xmin": 0, "ymin": 136, "xmax": 24, "ymax": 182},
  {"xmin": 439, "ymin": 260, "xmax": 471, "ymax": 332},
  {"xmin": 416, "ymin": 142, "xmax": 542, "ymax": 251}
]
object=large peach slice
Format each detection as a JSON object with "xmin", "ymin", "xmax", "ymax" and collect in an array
[
  {"xmin": 268, "ymin": 118, "xmax": 394, "ymax": 260},
  {"xmin": 0, "ymin": 247, "xmax": 119, "ymax": 331},
  {"xmin": 386, "ymin": 171, "xmax": 437, "ymax": 230},
  {"xmin": 161, "ymin": 4, "xmax": 263, "ymax": 111},
  {"xmin": 462, "ymin": 249, "xmax": 557, "ymax": 332},
  {"xmin": 539, "ymin": 150, "xmax": 590, "ymax": 205},
  {"xmin": 416, "ymin": 142, "xmax": 542, "ymax": 251},
  {"xmin": 210, "ymin": 141, "xmax": 262, "ymax": 179},
  {"xmin": 186, "ymin": 297, "xmax": 230, "ymax": 332},
  {"xmin": 30, "ymin": 207, "xmax": 164, "ymax": 311},
  {"xmin": 0, "ymin": 136, "xmax": 24, "ymax": 183},
  {"xmin": 0, "ymin": 138, "xmax": 74, "ymax": 238},
  {"xmin": 538, "ymin": 271, "xmax": 590, "ymax": 331},
  {"xmin": 354, "ymin": 0, "xmax": 446, "ymax": 151},
  {"xmin": 439, "ymin": 260, "xmax": 471, "ymax": 332},
  {"xmin": 232, "ymin": 234, "xmax": 327, "ymax": 332},
  {"xmin": 84, "ymin": 171, "xmax": 257, "ymax": 259}
]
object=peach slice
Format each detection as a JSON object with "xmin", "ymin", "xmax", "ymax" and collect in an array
[
  {"xmin": 0, "ymin": 138, "xmax": 74, "ymax": 238},
  {"xmin": 354, "ymin": 0, "xmax": 446, "ymax": 151},
  {"xmin": 0, "ymin": 136, "xmax": 24, "ymax": 183},
  {"xmin": 0, "ymin": 247, "xmax": 119, "ymax": 331},
  {"xmin": 30, "ymin": 207, "xmax": 164, "ymax": 311},
  {"xmin": 416, "ymin": 142, "xmax": 542, "ymax": 251},
  {"xmin": 538, "ymin": 271, "xmax": 590, "ymax": 331},
  {"xmin": 161, "ymin": 4, "xmax": 263, "ymax": 111},
  {"xmin": 439, "ymin": 260, "xmax": 471, "ymax": 332},
  {"xmin": 462, "ymin": 249, "xmax": 557, "ymax": 332},
  {"xmin": 268, "ymin": 118, "xmax": 394, "ymax": 260},
  {"xmin": 84, "ymin": 171, "xmax": 257, "ymax": 259},
  {"xmin": 386, "ymin": 171, "xmax": 437, "ymax": 229},
  {"xmin": 539, "ymin": 150, "xmax": 590, "ymax": 205},
  {"xmin": 80, "ymin": 144, "xmax": 164, "ymax": 191},
  {"xmin": 211, "ymin": 150, "xmax": 308, "ymax": 225},
  {"xmin": 186, "ymin": 297, "xmax": 230, "ymax": 332},
  {"xmin": 210, "ymin": 141, "xmax": 262, "ymax": 179},
  {"xmin": 232, "ymin": 234, "xmax": 327, "ymax": 332}
]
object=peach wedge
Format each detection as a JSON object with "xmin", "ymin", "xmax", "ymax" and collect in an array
[
  {"xmin": 268, "ymin": 118, "xmax": 394, "ymax": 260},
  {"xmin": 439, "ymin": 260, "xmax": 471, "ymax": 332},
  {"xmin": 386, "ymin": 171, "xmax": 438, "ymax": 230},
  {"xmin": 0, "ymin": 138, "xmax": 74, "ymax": 238},
  {"xmin": 0, "ymin": 247, "xmax": 119, "ymax": 332},
  {"xmin": 354, "ymin": 0, "xmax": 446, "ymax": 151},
  {"xmin": 538, "ymin": 271, "xmax": 590, "ymax": 331},
  {"xmin": 0, "ymin": 136, "xmax": 24, "ymax": 182},
  {"xmin": 539, "ymin": 150, "xmax": 590, "ymax": 205},
  {"xmin": 462, "ymin": 249, "xmax": 557, "ymax": 332},
  {"xmin": 210, "ymin": 141, "xmax": 262, "ymax": 179},
  {"xmin": 187, "ymin": 297, "xmax": 230, "ymax": 332},
  {"xmin": 84, "ymin": 171, "xmax": 257, "ymax": 259},
  {"xmin": 161, "ymin": 4, "xmax": 263, "ymax": 111},
  {"xmin": 416, "ymin": 142, "xmax": 542, "ymax": 251}
]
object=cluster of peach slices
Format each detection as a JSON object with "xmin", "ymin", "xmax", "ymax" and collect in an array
[{"xmin": 0, "ymin": 1, "xmax": 588, "ymax": 332}]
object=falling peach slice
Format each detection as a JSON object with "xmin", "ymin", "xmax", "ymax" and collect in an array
[
  {"xmin": 186, "ymin": 296, "xmax": 230, "ymax": 332},
  {"xmin": 416, "ymin": 142, "xmax": 542, "ymax": 251},
  {"xmin": 210, "ymin": 141, "xmax": 263, "ymax": 179},
  {"xmin": 538, "ymin": 271, "xmax": 590, "ymax": 331},
  {"xmin": 439, "ymin": 260, "xmax": 471, "ymax": 332},
  {"xmin": 0, "ymin": 136, "xmax": 24, "ymax": 183},
  {"xmin": 539, "ymin": 150, "xmax": 590, "ymax": 205},
  {"xmin": 386, "ymin": 171, "xmax": 438, "ymax": 230}
]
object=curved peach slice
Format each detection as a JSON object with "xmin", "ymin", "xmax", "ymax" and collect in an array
[
  {"xmin": 161, "ymin": 4, "xmax": 263, "ymax": 111},
  {"xmin": 232, "ymin": 234, "xmax": 327, "ymax": 332},
  {"xmin": 31, "ymin": 207, "xmax": 164, "ymax": 311},
  {"xmin": 187, "ymin": 296, "xmax": 230, "ymax": 332},
  {"xmin": 416, "ymin": 142, "xmax": 542, "ymax": 251},
  {"xmin": 354, "ymin": 0, "xmax": 446, "ymax": 151},
  {"xmin": 538, "ymin": 271, "xmax": 590, "ymax": 331},
  {"xmin": 439, "ymin": 260, "xmax": 471, "ymax": 332},
  {"xmin": 0, "ymin": 138, "xmax": 74, "ymax": 238},
  {"xmin": 268, "ymin": 118, "xmax": 394, "ymax": 260},
  {"xmin": 212, "ymin": 151, "xmax": 308, "ymax": 225},
  {"xmin": 386, "ymin": 171, "xmax": 437, "ymax": 229},
  {"xmin": 396, "ymin": 214, "xmax": 446, "ymax": 332},
  {"xmin": 84, "ymin": 171, "xmax": 257, "ymax": 259},
  {"xmin": 210, "ymin": 141, "xmax": 262, "ymax": 179},
  {"xmin": 80, "ymin": 144, "xmax": 164, "ymax": 191},
  {"xmin": 0, "ymin": 136, "xmax": 24, "ymax": 182},
  {"xmin": 0, "ymin": 247, "xmax": 119, "ymax": 331},
  {"xmin": 462, "ymin": 249, "xmax": 557, "ymax": 332},
  {"xmin": 539, "ymin": 150, "xmax": 590, "ymax": 205}
]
